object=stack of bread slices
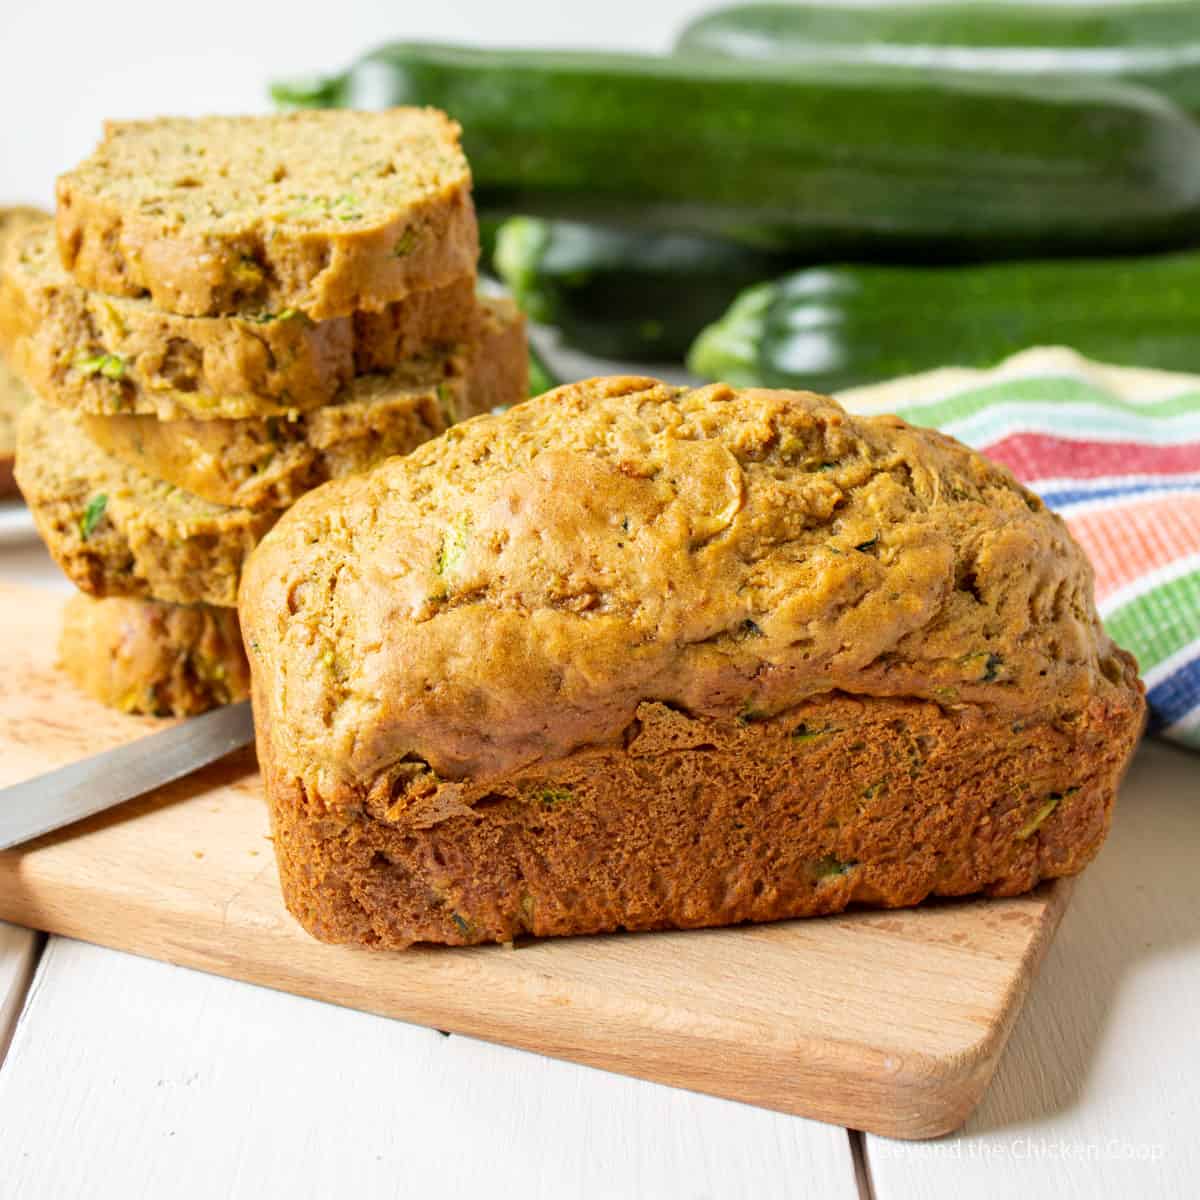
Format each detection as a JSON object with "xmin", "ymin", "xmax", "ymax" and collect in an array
[{"xmin": 0, "ymin": 109, "xmax": 527, "ymax": 716}]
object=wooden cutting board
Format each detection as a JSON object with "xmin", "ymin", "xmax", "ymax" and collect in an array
[{"xmin": 0, "ymin": 582, "xmax": 1072, "ymax": 1139}]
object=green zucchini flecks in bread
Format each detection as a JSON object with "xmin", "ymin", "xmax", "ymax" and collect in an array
[{"xmin": 56, "ymin": 109, "xmax": 478, "ymax": 319}]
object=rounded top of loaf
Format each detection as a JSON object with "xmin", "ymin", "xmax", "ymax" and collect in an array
[
  {"xmin": 240, "ymin": 376, "xmax": 1138, "ymax": 789},
  {"xmin": 55, "ymin": 110, "xmax": 478, "ymax": 318}
]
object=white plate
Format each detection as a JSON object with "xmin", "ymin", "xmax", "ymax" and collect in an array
[{"xmin": 0, "ymin": 501, "xmax": 35, "ymax": 546}]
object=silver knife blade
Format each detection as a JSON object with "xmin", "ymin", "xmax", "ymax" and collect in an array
[{"xmin": 0, "ymin": 699, "xmax": 255, "ymax": 851}]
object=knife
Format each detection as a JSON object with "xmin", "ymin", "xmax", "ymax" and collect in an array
[{"xmin": 0, "ymin": 699, "xmax": 255, "ymax": 851}]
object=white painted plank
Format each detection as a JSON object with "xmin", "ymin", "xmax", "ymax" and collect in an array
[
  {"xmin": 0, "ymin": 921, "xmax": 39, "ymax": 1063},
  {"xmin": 0, "ymin": 938, "xmax": 858, "ymax": 1200},
  {"xmin": 866, "ymin": 738, "xmax": 1199, "ymax": 1200}
]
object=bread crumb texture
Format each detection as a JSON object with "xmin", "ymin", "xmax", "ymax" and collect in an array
[
  {"xmin": 80, "ymin": 297, "xmax": 526, "ymax": 509},
  {"xmin": 16, "ymin": 402, "xmax": 276, "ymax": 607},
  {"xmin": 56, "ymin": 109, "xmax": 478, "ymax": 319},
  {"xmin": 240, "ymin": 377, "xmax": 1146, "ymax": 947},
  {"xmin": 2, "ymin": 219, "xmax": 481, "ymax": 419},
  {"xmin": 59, "ymin": 593, "xmax": 249, "ymax": 716}
]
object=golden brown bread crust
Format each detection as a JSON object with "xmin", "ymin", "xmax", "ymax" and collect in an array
[
  {"xmin": 261, "ymin": 689, "xmax": 1140, "ymax": 948},
  {"xmin": 2, "ymin": 221, "xmax": 481, "ymax": 419},
  {"xmin": 56, "ymin": 110, "xmax": 478, "ymax": 319},
  {"xmin": 59, "ymin": 593, "xmax": 249, "ymax": 716},
  {"xmin": 0, "ymin": 206, "xmax": 47, "ymax": 354},
  {"xmin": 16, "ymin": 403, "xmax": 277, "ymax": 607},
  {"xmin": 459, "ymin": 295, "xmax": 530, "ymax": 415},
  {"xmin": 79, "ymin": 298, "xmax": 526, "ymax": 509},
  {"xmin": 240, "ymin": 376, "xmax": 1146, "ymax": 948},
  {"xmin": 17, "ymin": 307, "xmax": 527, "ymax": 599}
]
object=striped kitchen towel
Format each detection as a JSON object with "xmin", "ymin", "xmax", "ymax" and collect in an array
[{"xmin": 840, "ymin": 347, "xmax": 1200, "ymax": 752}]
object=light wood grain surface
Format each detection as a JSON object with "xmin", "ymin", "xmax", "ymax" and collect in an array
[{"xmin": 0, "ymin": 582, "xmax": 1072, "ymax": 1139}]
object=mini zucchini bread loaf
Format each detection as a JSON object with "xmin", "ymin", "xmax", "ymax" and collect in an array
[
  {"xmin": 79, "ymin": 297, "xmax": 526, "ymax": 509},
  {"xmin": 239, "ymin": 376, "xmax": 1145, "ymax": 949},
  {"xmin": 2, "ymin": 221, "xmax": 480, "ymax": 420},
  {"xmin": 59, "ymin": 593, "xmax": 249, "ymax": 716},
  {"xmin": 56, "ymin": 110, "xmax": 477, "ymax": 319}
]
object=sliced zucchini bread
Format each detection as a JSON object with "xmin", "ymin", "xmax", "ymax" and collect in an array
[
  {"xmin": 0, "ymin": 206, "xmax": 48, "ymax": 495},
  {"xmin": 17, "ymin": 403, "xmax": 277, "ymax": 607},
  {"xmin": 2, "ymin": 220, "xmax": 480, "ymax": 419},
  {"xmin": 81, "ymin": 297, "xmax": 526, "ymax": 509},
  {"xmin": 56, "ymin": 109, "xmax": 478, "ymax": 319}
]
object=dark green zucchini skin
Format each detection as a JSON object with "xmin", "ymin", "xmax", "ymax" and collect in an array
[
  {"xmin": 688, "ymin": 252, "xmax": 1200, "ymax": 394},
  {"xmin": 527, "ymin": 343, "xmax": 558, "ymax": 397},
  {"xmin": 477, "ymin": 213, "xmax": 505, "ymax": 276},
  {"xmin": 271, "ymin": 42, "xmax": 1200, "ymax": 259},
  {"xmin": 675, "ymin": 3, "xmax": 1200, "ymax": 114},
  {"xmin": 494, "ymin": 217, "xmax": 792, "ymax": 361}
]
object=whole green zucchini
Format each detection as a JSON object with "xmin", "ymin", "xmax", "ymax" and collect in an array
[
  {"xmin": 527, "ymin": 343, "xmax": 558, "ymax": 397},
  {"xmin": 494, "ymin": 217, "xmax": 792, "ymax": 361},
  {"xmin": 688, "ymin": 252, "xmax": 1200, "ymax": 394},
  {"xmin": 271, "ymin": 42, "xmax": 1200, "ymax": 258},
  {"xmin": 476, "ymin": 213, "xmax": 505, "ymax": 276},
  {"xmin": 676, "ymin": 3, "xmax": 1200, "ymax": 114}
]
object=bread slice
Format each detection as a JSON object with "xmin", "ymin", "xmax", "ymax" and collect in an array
[
  {"xmin": 0, "ymin": 206, "xmax": 47, "ymax": 346},
  {"xmin": 458, "ymin": 293, "xmax": 532, "ymax": 414},
  {"xmin": 59, "ymin": 593, "xmax": 249, "ymax": 716},
  {"xmin": 81, "ymin": 298, "xmax": 526, "ymax": 509},
  {"xmin": 16, "ymin": 403, "xmax": 277, "ymax": 607},
  {"xmin": 0, "ymin": 206, "xmax": 48, "ymax": 495},
  {"xmin": 239, "ymin": 376, "xmax": 1145, "ymax": 948},
  {"xmin": 56, "ymin": 109, "xmax": 478, "ymax": 319},
  {"xmin": 2, "ymin": 220, "xmax": 481, "ymax": 420},
  {"xmin": 0, "ymin": 357, "xmax": 31, "ymax": 497},
  {"xmin": 17, "ymin": 302, "xmax": 526, "ymax": 599}
]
